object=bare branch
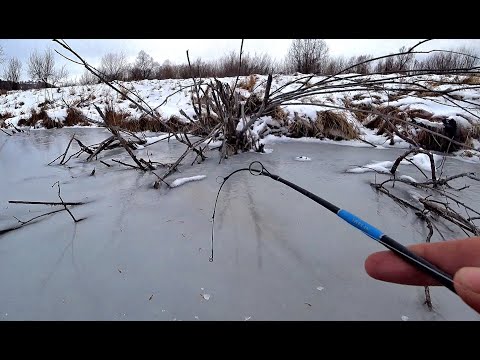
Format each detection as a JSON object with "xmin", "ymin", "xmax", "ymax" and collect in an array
[{"xmin": 9, "ymin": 200, "xmax": 84, "ymax": 206}]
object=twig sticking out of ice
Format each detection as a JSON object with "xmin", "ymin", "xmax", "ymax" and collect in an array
[{"xmin": 170, "ymin": 175, "xmax": 207, "ymax": 188}]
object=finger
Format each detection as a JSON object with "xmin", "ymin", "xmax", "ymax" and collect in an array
[
  {"xmin": 365, "ymin": 237, "xmax": 480, "ymax": 286},
  {"xmin": 454, "ymin": 267, "xmax": 480, "ymax": 314},
  {"xmin": 365, "ymin": 250, "xmax": 441, "ymax": 285}
]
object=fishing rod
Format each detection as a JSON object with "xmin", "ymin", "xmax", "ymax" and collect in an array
[{"xmin": 211, "ymin": 160, "xmax": 457, "ymax": 295}]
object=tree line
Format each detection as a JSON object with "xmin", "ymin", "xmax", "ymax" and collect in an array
[{"xmin": 1, "ymin": 40, "xmax": 479, "ymax": 91}]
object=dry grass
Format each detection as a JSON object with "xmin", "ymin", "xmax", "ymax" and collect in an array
[
  {"xmin": 119, "ymin": 88, "xmax": 128, "ymax": 101},
  {"xmin": 346, "ymin": 102, "xmax": 470, "ymax": 152},
  {"xmin": 415, "ymin": 91, "xmax": 441, "ymax": 98},
  {"xmin": 461, "ymin": 123, "xmax": 480, "ymax": 148},
  {"xmin": 359, "ymin": 105, "xmax": 402, "ymax": 131},
  {"xmin": 0, "ymin": 111, "xmax": 13, "ymax": 122},
  {"xmin": 190, "ymin": 115, "xmax": 221, "ymax": 136},
  {"xmin": 0, "ymin": 112, "xmax": 14, "ymax": 128},
  {"xmin": 414, "ymin": 129, "xmax": 465, "ymax": 152},
  {"xmin": 102, "ymin": 104, "xmax": 173, "ymax": 132},
  {"xmin": 288, "ymin": 115, "xmax": 316, "ymax": 138},
  {"xmin": 137, "ymin": 115, "xmax": 176, "ymax": 132},
  {"xmin": 425, "ymin": 80, "xmax": 441, "ymax": 88},
  {"xmin": 461, "ymin": 75, "xmax": 480, "ymax": 85},
  {"xmin": 348, "ymin": 103, "xmax": 374, "ymax": 123},
  {"xmin": 287, "ymin": 111, "xmax": 358, "ymax": 140},
  {"xmin": 387, "ymin": 93, "xmax": 405, "ymax": 102},
  {"xmin": 413, "ymin": 122, "xmax": 472, "ymax": 153},
  {"xmin": 315, "ymin": 111, "xmax": 359, "ymax": 140},
  {"xmin": 18, "ymin": 109, "xmax": 62, "ymax": 129},
  {"xmin": 64, "ymin": 108, "xmax": 91, "ymax": 126},
  {"xmin": 270, "ymin": 106, "xmax": 289, "ymax": 126},
  {"xmin": 38, "ymin": 99, "xmax": 53, "ymax": 109},
  {"xmin": 238, "ymin": 75, "xmax": 257, "ymax": 92},
  {"xmin": 407, "ymin": 109, "xmax": 434, "ymax": 120},
  {"xmin": 104, "ymin": 105, "xmax": 133, "ymax": 127},
  {"xmin": 467, "ymin": 123, "xmax": 480, "ymax": 139}
]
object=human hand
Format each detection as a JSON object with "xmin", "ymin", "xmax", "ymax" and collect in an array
[{"xmin": 365, "ymin": 237, "xmax": 480, "ymax": 314}]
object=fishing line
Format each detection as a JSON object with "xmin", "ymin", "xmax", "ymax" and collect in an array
[
  {"xmin": 210, "ymin": 168, "xmax": 251, "ymax": 262},
  {"xmin": 211, "ymin": 161, "xmax": 462, "ymax": 296}
]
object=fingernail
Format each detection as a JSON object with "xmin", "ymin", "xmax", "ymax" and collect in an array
[{"xmin": 456, "ymin": 267, "xmax": 480, "ymax": 294}]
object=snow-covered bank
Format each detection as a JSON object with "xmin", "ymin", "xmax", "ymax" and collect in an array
[{"xmin": 1, "ymin": 73, "xmax": 480, "ymax": 162}]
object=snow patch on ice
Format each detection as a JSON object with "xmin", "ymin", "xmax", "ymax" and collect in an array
[
  {"xmin": 347, "ymin": 161, "xmax": 395, "ymax": 174},
  {"xmin": 295, "ymin": 156, "xmax": 311, "ymax": 161},
  {"xmin": 348, "ymin": 153, "xmax": 441, "ymax": 175},
  {"xmin": 170, "ymin": 175, "xmax": 207, "ymax": 188},
  {"xmin": 407, "ymin": 153, "xmax": 442, "ymax": 172},
  {"xmin": 399, "ymin": 175, "xmax": 417, "ymax": 183}
]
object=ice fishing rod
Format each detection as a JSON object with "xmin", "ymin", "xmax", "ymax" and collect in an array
[{"xmin": 211, "ymin": 160, "xmax": 457, "ymax": 294}]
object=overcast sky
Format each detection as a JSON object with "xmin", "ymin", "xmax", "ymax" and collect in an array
[{"xmin": 1, "ymin": 39, "xmax": 479, "ymax": 81}]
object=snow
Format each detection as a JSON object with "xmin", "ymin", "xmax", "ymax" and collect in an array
[
  {"xmin": 206, "ymin": 140, "xmax": 223, "ymax": 148},
  {"xmin": 347, "ymin": 160, "xmax": 398, "ymax": 174},
  {"xmin": 387, "ymin": 96, "xmax": 479, "ymax": 126},
  {"xmin": 399, "ymin": 175, "xmax": 417, "ymax": 183},
  {"xmin": 295, "ymin": 156, "xmax": 311, "ymax": 161},
  {"xmin": 1, "ymin": 73, "xmax": 480, "ymax": 165},
  {"xmin": 407, "ymin": 153, "xmax": 442, "ymax": 172},
  {"xmin": 347, "ymin": 153, "xmax": 441, "ymax": 175},
  {"xmin": 169, "ymin": 175, "xmax": 207, "ymax": 188}
]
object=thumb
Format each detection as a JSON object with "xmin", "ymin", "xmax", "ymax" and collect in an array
[{"xmin": 454, "ymin": 267, "xmax": 480, "ymax": 314}]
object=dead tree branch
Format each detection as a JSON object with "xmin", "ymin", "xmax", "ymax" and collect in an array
[
  {"xmin": 12, "ymin": 208, "xmax": 67, "ymax": 226},
  {"xmin": 9, "ymin": 200, "xmax": 84, "ymax": 206},
  {"xmin": 86, "ymin": 135, "xmax": 115, "ymax": 161},
  {"xmin": 52, "ymin": 181, "xmax": 78, "ymax": 223},
  {"xmin": 390, "ymin": 148, "xmax": 436, "ymax": 183},
  {"xmin": 111, "ymin": 159, "xmax": 141, "ymax": 170},
  {"xmin": 0, "ymin": 128, "xmax": 13, "ymax": 136},
  {"xmin": 59, "ymin": 134, "xmax": 76, "ymax": 165}
]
